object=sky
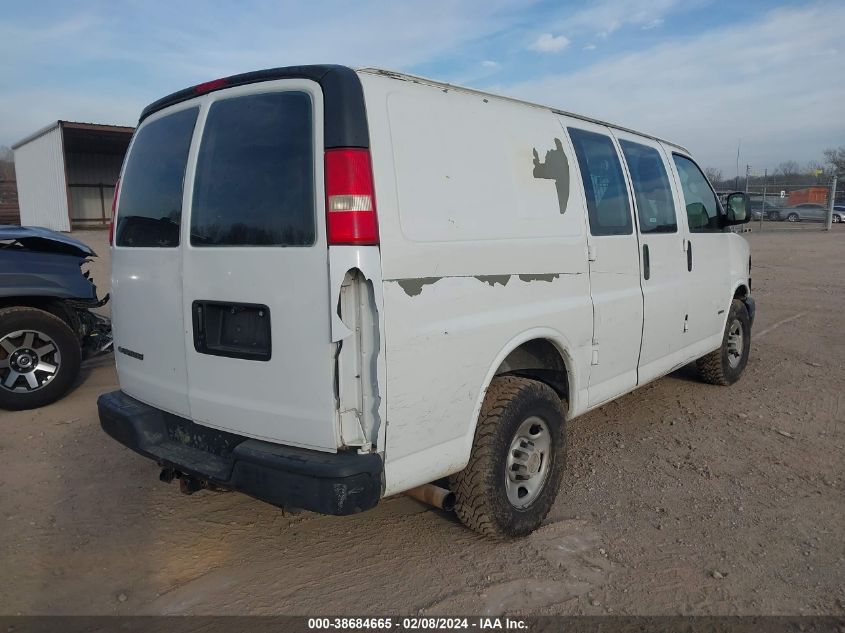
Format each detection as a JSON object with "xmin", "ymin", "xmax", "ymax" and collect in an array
[{"xmin": 1, "ymin": 0, "xmax": 843, "ymax": 176}]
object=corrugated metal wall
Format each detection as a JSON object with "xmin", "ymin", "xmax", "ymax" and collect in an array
[
  {"xmin": 13, "ymin": 126, "xmax": 70, "ymax": 231},
  {"xmin": 66, "ymin": 152, "xmax": 121, "ymax": 225}
]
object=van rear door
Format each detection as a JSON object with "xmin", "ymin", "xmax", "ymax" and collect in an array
[
  {"xmin": 112, "ymin": 105, "xmax": 199, "ymax": 418},
  {"xmin": 181, "ymin": 81, "xmax": 337, "ymax": 452},
  {"xmin": 114, "ymin": 79, "xmax": 338, "ymax": 452}
]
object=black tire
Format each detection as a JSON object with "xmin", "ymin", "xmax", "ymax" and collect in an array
[
  {"xmin": 0, "ymin": 307, "xmax": 81, "ymax": 410},
  {"xmin": 786, "ymin": 213, "xmax": 799, "ymax": 222},
  {"xmin": 769, "ymin": 211, "xmax": 781, "ymax": 221},
  {"xmin": 449, "ymin": 376, "xmax": 566, "ymax": 538},
  {"xmin": 833, "ymin": 214, "xmax": 842, "ymax": 224},
  {"xmin": 696, "ymin": 299, "xmax": 751, "ymax": 386}
]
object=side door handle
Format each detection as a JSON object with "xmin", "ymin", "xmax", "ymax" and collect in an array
[
  {"xmin": 687, "ymin": 241, "xmax": 693, "ymax": 271},
  {"xmin": 642, "ymin": 244, "xmax": 650, "ymax": 280}
]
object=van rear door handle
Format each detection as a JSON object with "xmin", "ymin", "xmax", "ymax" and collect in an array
[
  {"xmin": 687, "ymin": 242, "xmax": 693, "ymax": 271},
  {"xmin": 642, "ymin": 244, "xmax": 650, "ymax": 280}
]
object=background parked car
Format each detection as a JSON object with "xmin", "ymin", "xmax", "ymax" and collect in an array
[
  {"xmin": 769, "ymin": 202, "xmax": 829, "ymax": 222},
  {"xmin": 749, "ymin": 199, "xmax": 784, "ymax": 220}
]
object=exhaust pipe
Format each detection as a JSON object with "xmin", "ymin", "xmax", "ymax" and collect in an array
[
  {"xmin": 159, "ymin": 468, "xmax": 229, "ymax": 495},
  {"xmin": 406, "ymin": 484, "xmax": 456, "ymax": 512}
]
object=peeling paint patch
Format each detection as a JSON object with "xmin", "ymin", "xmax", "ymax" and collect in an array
[
  {"xmin": 532, "ymin": 138, "xmax": 570, "ymax": 215},
  {"xmin": 393, "ymin": 273, "xmax": 573, "ymax": 296},
  {"xmin": 475, "ymin": 275, "xmax": 510, "ymax": 287},
  {"xmin": 397, "ymin": 277, "xmax": 442, "ymax": 297},
  {"xmin": 518, "ymin": 273, "xmax": 560, "ymax": 283}
]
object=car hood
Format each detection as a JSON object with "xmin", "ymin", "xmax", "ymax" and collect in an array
[{"xmin": 0, "ymin": 225, "xmax": 97, "ymax": 258}]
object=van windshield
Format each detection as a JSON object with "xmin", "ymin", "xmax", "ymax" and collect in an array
[{"xmin": 115, "ymin": 107, "xmax": 199, "ymax": 247}]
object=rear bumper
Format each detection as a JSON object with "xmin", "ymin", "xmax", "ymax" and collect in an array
[{"xmin": 98, "ymin": 390, "xmax": 382, "ymax": 515}]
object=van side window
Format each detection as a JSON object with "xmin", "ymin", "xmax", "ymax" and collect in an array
[
  {"xmin": 116, "ymin": 107, "xmax": 199, "ymax": 247},
  {"xmin": 619, "ymin": 140, "xmax": 677, "ymax": 234},
  {"xmin": 672, "ymin": 154, "xmax": 721, "ymax": 232},
  {"xmin": 568, "ymin": 128, "xmax": 632, "ymax": 236},
  {"xmin": 191, "ymin": 91, "xmax": 315, "ymax": 247}
]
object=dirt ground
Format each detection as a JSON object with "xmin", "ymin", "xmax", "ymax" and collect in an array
[{"xmin": 1, "ymin": 228, "xmax": 843, "ymax": 616}]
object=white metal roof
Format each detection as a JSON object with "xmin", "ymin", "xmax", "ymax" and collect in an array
[
  {"xmin": 356, "ymin": 67, "xmax": 689, "ymax": 154},
  {"xmin": 11, "ymin": 121, "xmax": 61, "ymax": 150},
  {"xmin": 12, "ymin": 120, "xmax": 134, "ymax": 150}
]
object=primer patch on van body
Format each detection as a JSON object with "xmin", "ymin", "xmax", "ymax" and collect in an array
[
  {"xmin": 396, "ymin": 277, "xmax": 442, "ymax": 297},
  {"xmin": 532, "ymin": 138, "xmax": 570, "ymax": 215},
  {"xmin": 474, "ymin": 275, "xmax": 510, "ymax": 287},
  {"xmin": 518, "ymin": 274, "xmax": 560, "ymax": 283},
  {"xmin": 394, "ymin": 273, "xmax": 570, "ymax": 297}
]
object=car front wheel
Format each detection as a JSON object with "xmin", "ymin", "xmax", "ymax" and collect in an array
[
  {"xmin": 696, "ymin": 299, "xmax": 751, "ymax": 386},
  {"xmin": 0, "ymin": 307, "xmax": 81, "ymax": 410}
]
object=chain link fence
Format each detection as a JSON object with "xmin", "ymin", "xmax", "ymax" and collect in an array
[{"xmin": 717, "ymin": 177, "xmax": 841, "ymax": 233}]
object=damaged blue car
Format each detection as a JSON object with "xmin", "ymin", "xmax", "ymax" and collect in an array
[{"xmin": 0, "ymin": 226, "xmax": 111, "ymax": 410}]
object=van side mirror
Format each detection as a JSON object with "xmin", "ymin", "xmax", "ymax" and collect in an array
[{"xmin": 724, "ymin": 192, "xmax": 750, "ymax": 225}]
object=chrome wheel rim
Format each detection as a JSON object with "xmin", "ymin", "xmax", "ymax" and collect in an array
[
  {"xmin": 726, "ymin": 319, "xmax": 744, "ymax": 369},
  {"xmin": 505, "ymin": 416, "xmax": 552, "ymax": 508},
  {"xmin": 787, "ymin": 214, "xmax": 798, "ymax": 222},
  {"xmin": 0, "ymin": 330, "xmax": 61, "ymax": 393}
]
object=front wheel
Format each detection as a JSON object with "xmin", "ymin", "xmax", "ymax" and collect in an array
[
  {"xmin": 0, "ymin": 307, "xmax": 81, "ymax": 410},
  {"xmin": 833, "ymin": 214, "xmax": 842, "ymax": 224},
  {"xmin": 450, "ymin": 376, "xmax": 566, "ymax": 538},
  {"xmin": 787, "ymin": 213, "xmax": 799, "ymax": 222},
  {"xmin": 696, "ymin": 299, "xmax": 751, "ymax": 386}
]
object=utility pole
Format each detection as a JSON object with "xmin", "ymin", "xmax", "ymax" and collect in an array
[
  {"xmin": 825, "ymin": 176, "xmax": 838, "ymax": 231},
  {"xmin": 745, "ymin": 164, "xmax": 750, "ymax": 193},
  {"xmin": 735, "ymin": 139, "xmax": 741, "ymax": 190},
  {"xmin": 760, "ymin": 168, "xmax": 767, "ymax": 230}
]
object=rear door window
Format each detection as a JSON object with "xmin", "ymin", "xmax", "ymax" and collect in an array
[
  {"xmin": 116, "ymin": 107, "xmax": 199, "ymax": 247},
  {"xmin": 568, "ymin": 128, "xmax": 632, "ymax": 236},
  {"xmin": 619, "ymin": 140, "xmax": 677, "ymax": 234},
  {"xmin": 190, "ymin": 91, "xmax": 315, "ymax": 247}
]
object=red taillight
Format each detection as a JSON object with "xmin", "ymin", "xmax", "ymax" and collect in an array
[
  {"xmin": 193, "ymin": 78, "xmax": 228, "ymax": 95},
  {"xmin": 325, "ymin": 148, "xmax": 379, "ymax": 245},
  {"xmin": 109, "ymin": 178, "xmax": 120, "ymax": 246}
]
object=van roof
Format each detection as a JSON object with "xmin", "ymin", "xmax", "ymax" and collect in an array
[
  {"xmin": 356, "ymin": 67, "xmax": 689, "ymax": 154},
  {"xmin": 138, "ymin": 64, "xmax": 688, "ymax": 155}
]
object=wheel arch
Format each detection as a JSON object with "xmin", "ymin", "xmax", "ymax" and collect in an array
[
  {"xmin": 0, "ymin": 297, "xmax": 80, "ymax": 334},
  {"xmin": 455, "ymin": 328, "xmax": 578, "ymax": 473}
]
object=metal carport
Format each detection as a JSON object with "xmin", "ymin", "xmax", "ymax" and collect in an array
[{"xmin": 12, "ymin": 121, "xmax": 133, "ymax": 232}]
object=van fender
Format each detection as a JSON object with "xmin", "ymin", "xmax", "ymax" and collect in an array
[
  {"xmin": 729, "ymin": 278, "xmax": 754, "ymax": 329},
  {"xmin": 454, "ymin": 326, "xmax": 580, "ymax": 475}
]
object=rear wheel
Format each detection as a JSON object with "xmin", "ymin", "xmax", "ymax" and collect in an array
[
  {"xmin": 696, "ymin": 299, "xmax": 750, "ymax": 386},
  {"xmin": 449, "ymin": 376, "xmax": 566, "ymax": 538},
  {"xmin": 0, "ymin": 307, "xmax": 81, "ymax": 410}
]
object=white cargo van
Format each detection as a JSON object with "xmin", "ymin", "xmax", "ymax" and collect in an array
[{"xmin": 99, "ymin": 65, "xmax": 754, "ymax": 537}]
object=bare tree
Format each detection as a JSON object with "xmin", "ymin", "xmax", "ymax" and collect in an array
[
  {"xmin": 775, "ymin": 161, "xmax": 800, "ymax": 177},
  {"xmin": 704, "ymin": 167, "xmax": 723, "ymax": 185},
  {"xmin": 823, "ymin": 147, "xmax": 845, "ymax": 176}
]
